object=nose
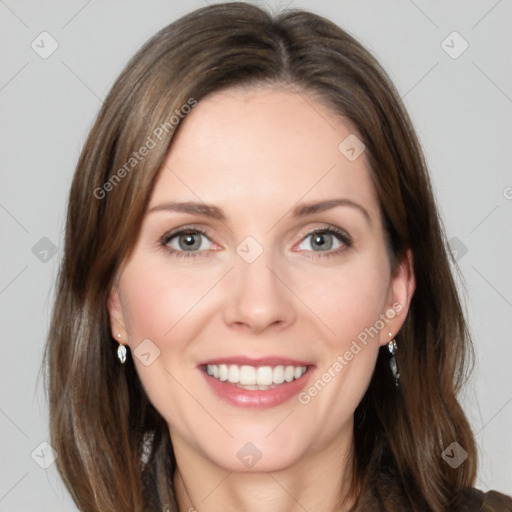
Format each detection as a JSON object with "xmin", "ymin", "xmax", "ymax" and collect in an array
[{"xmin": 222, "ymin": 253, "xmax": 296, "ymax": 334}]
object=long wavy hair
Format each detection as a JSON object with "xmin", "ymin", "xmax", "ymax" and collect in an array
[{"xmin": 44, "ymin": 2, "xmax": 477, "ymax": 511}]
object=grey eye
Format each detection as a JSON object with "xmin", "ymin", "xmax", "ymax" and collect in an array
[{"xmin": 165, "ymin": 231, "xmax": 212, "ymax": 252}]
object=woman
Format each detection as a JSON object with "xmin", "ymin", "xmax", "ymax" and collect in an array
[{"xmin": 44, "ymin": 2, "xmax": 512, "ymax": 511}]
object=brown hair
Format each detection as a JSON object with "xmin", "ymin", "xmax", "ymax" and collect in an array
[{"xmin": 44, "ymin": 2, "xmax": 477, "ymax": 511}]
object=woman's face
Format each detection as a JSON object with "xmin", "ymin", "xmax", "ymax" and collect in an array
[{"xmin": 109, "ymin": 86, "xmax": 414, "ymax": 473}]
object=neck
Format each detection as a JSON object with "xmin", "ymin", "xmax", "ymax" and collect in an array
[{"xmin": 172, "ymin": 425, "xmax": 357, "ymax": 512}]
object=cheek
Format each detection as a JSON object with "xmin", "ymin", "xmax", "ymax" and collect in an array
[
  {"xmin": 118, "ymin": 259, "xmax": 215, "ymax": 427},
  {"xmin": 292, "ymin": 266, "xmax": 388, "ymax": 432},
  {"xmin": 293, "ymin": 255, "xmax": 390, "ymax": 346},
  {"xmin": 292, "ymin": 252, "xmax": 390, "ymax": 402},
  {"xmin": 120, "ymin": 257, "xmax": 214, "ymax": 343}
]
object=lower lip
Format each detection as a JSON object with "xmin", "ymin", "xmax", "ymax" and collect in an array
[{"xmin": 200, "ymin": 366, "xmax": 315, "ymax": 409}]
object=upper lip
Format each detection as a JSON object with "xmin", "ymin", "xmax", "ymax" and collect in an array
[{"xmin": 197, "ymin": 356, "xmax": 315, "ymax": 367}]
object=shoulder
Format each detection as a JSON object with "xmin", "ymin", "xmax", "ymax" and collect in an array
[
  {"xmin": 455, "ymin": 488, "xmax": 512, "ymax": 512},
  {"xmin": 353, "ymin": 482, "xmax": 512, "ymax": 512},
  {"xmin": 480, "ymin": 490, "xmax": 512, "ymax": 512}
]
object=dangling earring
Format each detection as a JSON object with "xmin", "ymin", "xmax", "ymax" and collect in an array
[
  {"xmin": 117, "ymin": 333, "xmax": 127, "ymax": 364},
  {"xmin": 387, "ymin": 332, "xmax": 400, "ymax": 387}
]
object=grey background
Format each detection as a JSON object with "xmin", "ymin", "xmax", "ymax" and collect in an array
[{"xmin": 1, "ymin": 0, "xmax": 511, "ymax": 510}]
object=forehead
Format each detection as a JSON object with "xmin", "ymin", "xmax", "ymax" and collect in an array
[{"xmin": 149, "ymin": 86, "xmax": 380, "ymax": 223}]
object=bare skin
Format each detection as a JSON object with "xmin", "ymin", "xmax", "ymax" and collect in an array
[{"xmin": 108, "ymin": 86, "xmax": 415, "ymax": 512}]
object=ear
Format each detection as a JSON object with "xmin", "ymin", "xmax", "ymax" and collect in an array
[
  {"xmin": 107, "ymin": 285, "xmax": 129, "ymax": 345},
  {"xmin": 378, "ymin": 248, "xmax": 416, "ymax": 346}
]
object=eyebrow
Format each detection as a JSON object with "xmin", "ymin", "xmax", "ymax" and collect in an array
[{"xmin": 148, "ymin": 198, "xmax": 371, "ymax": 225}]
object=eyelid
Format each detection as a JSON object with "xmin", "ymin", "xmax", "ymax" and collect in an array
[
  {"xmin": 159, "ymin": 223, "xmax": 352, "ymax": 259},
  {"xmin": 160, "ymin": 224, "xmax": 211, "ymax": 243},
  {"xmin": 158, "ymin": 225, "xmax": 218, "ymax": 257},
  {"xmin": 292, "ymin": 225, "xmax": 352, "ymax": 258},
  {"xmin": 295, "ymin": 223, "xmax": 352, "ymax": 245}
]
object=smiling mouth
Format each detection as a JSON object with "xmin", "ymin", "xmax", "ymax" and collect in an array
[{"xmin": 202, "ymin": 363, "xmax": 310, "ymax": 391}]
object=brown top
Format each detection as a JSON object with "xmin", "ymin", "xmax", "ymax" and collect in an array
[
  {"xmin": 455, "ymin": 488, "xmax": 512, "ymax": 512},
  {"xmin": 478, "ymin": 490, "xmax": 512, "ymax": 512},
  {"xmin": 353, "ymin": 486, "xmax": 512, "ymax": 511}
]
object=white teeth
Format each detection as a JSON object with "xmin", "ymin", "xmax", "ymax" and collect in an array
[
  {"xmin": 273, "ymin": 365, "xmax": 285, "ymax": 384},
  {"xmin": 239, "ymin": 365, "xmax": 256, "ymax": 385},
  {"xmin": 206, "ymin": 363, "xmax": 308, "ymax": 386},
  {"xmin": 284, "ymin": 366, "xmax": 295, "ymax": 382},
  {"xmin": 256, "ymin": 366, "xmax": 273, "ymax": 386},
  {"xmin": 228, "ymin": 365, "xmax": 239, "ymax": 383},
  {"xmin": 219, "ymin": 364, "xmax": 228, "ymax": 381}
]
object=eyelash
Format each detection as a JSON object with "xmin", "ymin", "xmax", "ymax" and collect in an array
[{"xmin": 159, "ymin": 225, "xmax": 352, "ymax": 260}]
